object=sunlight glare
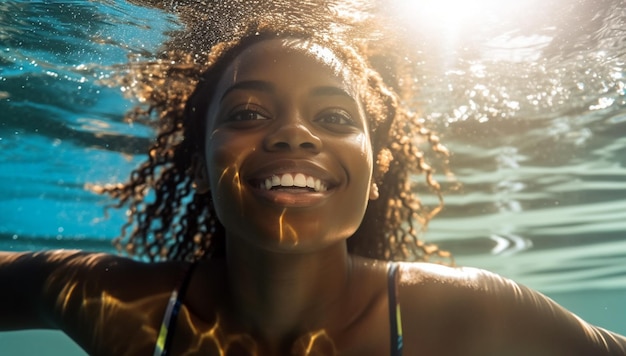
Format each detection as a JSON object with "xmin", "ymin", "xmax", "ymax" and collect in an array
[{"xmin": 390, "ymin": 0, "xmax": 522, "ymax": 34}]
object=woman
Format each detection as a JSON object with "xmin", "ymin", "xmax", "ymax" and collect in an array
[{"xmin": 2, "ymin": 15, "xmax": 626, "ymax": 356}]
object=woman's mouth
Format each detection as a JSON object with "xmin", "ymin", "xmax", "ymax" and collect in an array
[{"xmin": 254, "ymin": 173, "xmax": 328, "ymax": 192}]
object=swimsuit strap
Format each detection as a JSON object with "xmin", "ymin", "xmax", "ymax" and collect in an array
[
  {"xmin": 153, "ymin": 262, "xmax": 197, "ymax": 356},
  {"xmin": 388, "ymin": 262, "xmax": 403, "ymax": 356}
]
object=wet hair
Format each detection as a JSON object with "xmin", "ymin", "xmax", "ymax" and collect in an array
[{"xmin": 99, "ymin": 16, "xmax": 451, "ymax": 263}]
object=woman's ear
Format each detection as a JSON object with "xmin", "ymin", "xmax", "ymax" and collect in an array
[
  {"xmin": 193, "ymin": 156, "xmax": 210, "ymax": 194},
  {"xmin": 369, "ymin": 182, "xmax": 379, "ymax": 201}
]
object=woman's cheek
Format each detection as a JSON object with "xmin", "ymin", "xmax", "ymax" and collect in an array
[{"xmin": 206, "ymin": 134, "xmax": 251, "ymax": 215}]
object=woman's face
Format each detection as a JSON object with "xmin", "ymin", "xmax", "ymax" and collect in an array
[{"xmin": 200, "ymin": 38, "xmax": 375, "ymax": 252}]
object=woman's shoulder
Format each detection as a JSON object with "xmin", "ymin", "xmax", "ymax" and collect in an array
[
  {"xmin": 394, "ymin": 261, "xmax": 626, "ymax": 355},
  {"xmin": 38, "ymin": 250, "xmax": 190, "ymax": 319},
  {"xmin": 36, "ymin": 249, "xmax": 189, "ymax": 291},
  {"xmin": 395, "ymin": 261, "xmax": 517, "ymax": 297},
  {"xmin": 394, "ymin": 261, "xmax": 561, "ymax": 325},
  {"xmin": 394, "ymin": 262, "xmax": 511, "ymax": 321},
  {"xmin": 396, "ymin": 261, "xmax": 496, "ymax": 285}
]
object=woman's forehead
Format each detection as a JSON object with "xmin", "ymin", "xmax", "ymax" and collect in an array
[
  {"xmin": 279, "ymin": 38, "xmax": 345, "ymax": 72},
  {"xmin": 224, "ymin": 38, "xmax": 359, "ymax": 93}
]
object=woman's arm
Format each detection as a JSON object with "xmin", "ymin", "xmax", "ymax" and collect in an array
[
  {"xmin": 0, "ymin": 250, "xmax": 183, "ymax": 355},
  {"xmin": 399, "ymin": 263, "xmax": 626, "ymax": 356},
  {"xmin": 0, "ymin": 250, "xmax": 92, "ymax": 330}
]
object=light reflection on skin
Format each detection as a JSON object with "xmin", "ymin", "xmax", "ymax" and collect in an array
[
  {"xmin": 82, "ymin": 291, "xmax": 162, "ymax": 353},
  {"xmin": 216, "ymin": 164, "xmax": 246, "ymax": 218},
  {"xmin": 13, "ymin": 251, "xmax": 169, "ymax": 355},
  {"xmin": 216, "ymin": 166, "xmax": 233, "ymax": 191},
  {"xmin": 278, "ymin": 208, "xmax": 299, "ymax": 245},
  {"xmin": 232, "ymin": 170, "xmax": 243, "ymax": 211},
  {"xmin": 214, "ymin": 153, "xmax": 304, "ymax": 247},
  {"xmin": 294, "ymin": 329, "xmax": 337, "ymax": 355},
  {"xmin": 75, "ymin": 240, "xmax": 340, "ymax": 356},
  {"xmin": 39, "ymin": 192, "xmax": 331, "ymax": 355},
  {"xmin": 177, "ymin": 312, "xmax": 259, "ymax": 356},
  {"xmin": 173, "ymin": 309, "xmax": 337, "ymax": 355},
  {"xmin": 58, "ymin": 281, "xmax": 78, "ymax": 311},
  {"xmin": 356, "ymin": 132, "xmax": 369, "ymax": 162}
]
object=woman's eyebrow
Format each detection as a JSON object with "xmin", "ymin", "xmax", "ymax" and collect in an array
[
  {"xmin": 310, "ymin": 86, "xmax": 355, "ymax": 100},
  {"xmin": 220, "ymin": 80, "xmax": 275, "ymax": 102}
]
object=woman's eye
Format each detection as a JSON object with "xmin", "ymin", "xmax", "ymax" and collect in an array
[
  {"xmin": 228, "ymin": 109, "xmax": 269, "ymax": 122},
  {"xmin": 316, "ymin": 111, "xmax": 354, "ymax": 126}
]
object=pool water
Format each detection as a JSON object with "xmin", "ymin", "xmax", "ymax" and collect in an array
[{"xmin": 1, "ymin": 0, "xmax": 625, "ymax": 353}]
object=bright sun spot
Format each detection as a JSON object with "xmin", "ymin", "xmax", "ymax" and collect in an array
[{"xmin": 390, "ymin": 0, "xmax": 530, "ymax": 34}]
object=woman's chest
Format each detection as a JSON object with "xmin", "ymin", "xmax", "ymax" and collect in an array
[{"xmin": 166, "ymin": 296, "xmax": 393, "ymax": 355}]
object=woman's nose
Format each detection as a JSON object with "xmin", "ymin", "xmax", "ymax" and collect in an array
[{"xmin": 263, "ymin": 121, "xmax": 322, "ymax": 153}]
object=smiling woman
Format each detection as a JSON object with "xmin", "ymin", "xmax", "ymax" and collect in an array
[
  {"xmin": 1, "ymin": 1, "xmax": 626, "ymax": 355},
  {"xmin": 198, "ymin": 38, "xmax": 375, "ymax": 250},
  {"xmin": 102, "ymin": 19, "xmax": 449, "ymax": 264}
]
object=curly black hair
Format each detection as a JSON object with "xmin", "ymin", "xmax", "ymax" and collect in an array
[{"xmin": 96, "ymin": 5, "xmax": 451, "ymax": 263}]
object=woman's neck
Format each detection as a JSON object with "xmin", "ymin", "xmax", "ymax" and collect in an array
[{"xmin": 225, "ymin": 235, "xmax": 353, "ymax": 342}]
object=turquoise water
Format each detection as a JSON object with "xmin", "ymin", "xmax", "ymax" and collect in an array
[{"xmin": 1, "ymin": 0, "xmax": 625, "ymax": 353}]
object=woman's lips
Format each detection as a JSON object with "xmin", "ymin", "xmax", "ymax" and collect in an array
[
  {"xmin": 244, "ymin": 159, "xmax": 340, "ymax": 206},
  {"xmin": 253, "ymin": 172, "xmax": 328, "ymax": 192},
  {"xmin": 250, "ymin": 185, "xmax": 330, "ymax": 207},
  {"xmin": 247, "ymin": 173, "xmax": 333, "ymax": 207}
]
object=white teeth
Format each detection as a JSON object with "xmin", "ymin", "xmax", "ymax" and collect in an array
[
  {"xmin": 293, "ymin": 173, "xmax": 306, "ymax": 187},
  {"xmin": 260, "ymin": 173, "xmax": 328, "ymax": 192},
  {"xmin": 306, "ymin": 176, "xmax": 315, "ymax": 189},
  {"xmin": 280, "ymin": 174, "xmax": 294, "ymax": 186}
]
